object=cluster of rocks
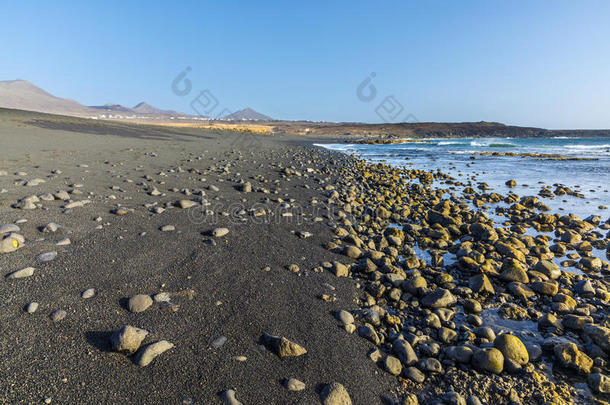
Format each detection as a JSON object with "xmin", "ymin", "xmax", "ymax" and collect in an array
[{"xmin": 320, "ymin": 158, "xmax": 610, "ymax": 404}]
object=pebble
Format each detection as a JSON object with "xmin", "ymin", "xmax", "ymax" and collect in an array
[
  {"xmin": 56, "ymin": 238, "xmax": 71, "ymax": 246},
  {"xmin": 42, "ymin": 222, "xmax": 61, "ymax": 233},
  {"xmin": 219, "ymin": 389, "xmax": 243, "ymax": 405},
  {"xmin": 128, "ymin": 294, "xmax": 153, "ymax": 312},
  {"xmin": 81, "ymin": 288, "xmax": 96, "ymax": 299},
  {"xmin": 153, "ymin": 292, "xmax": 171, "ymax": 302},
  {"xmin": 49, "ymin": 309, "xmax": 67, "ymax": 322},
  {"xmin": 6, "ymin": 267, "xmax": 35, "ymax": 279},
  {"xmin": 36, "ymin": 251, "xmax": 57, "ymax": 262},
  {"xmin": 210, "ymin": 336, "xmax": 228, "ymax": 349},
  {"xmin": 284, "ymin": 378, "xmax": 306, "ymax": 391},
  {"xmin": 212, "ymin": 227, "xmax": 229, "ymax": 237},
  {"xmin": 25, "ymin": 302, "xmax": 39, "ymax": 313},
  {"xmin": 177, "ymin": 200, "xmax": 198, "ymax": 209},
  {"xmin": 160, "ymin": 225, "xmax": 175, "ymax": 232},
  {"xmin": 262, "ymin": 333, "xmax": 307, "ymax": 357},
  {"xmin": 135, "ymin": 340, "xmax": 174, "ymax": 367}
]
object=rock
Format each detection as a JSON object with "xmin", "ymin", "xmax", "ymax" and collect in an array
[
  {"xmin": 320, "ymin": 382, "xmax": 352, "ymax": 405},
  {"xmin": 128, "ymin": 294, "xmax": 153, "ymax": 313},
  {"xmin": 494, "ymin": 334, "xmax": 529, "ymax": 365},
  {"xmin": 210, "ymin": 336, "xmax": 228, "ymax": 349},
  {"xmin": 296, "ymin": 230, "xmax": 312, "ymax": 239},
  {"xmin": 49, "ymin": 309, "xmax": 66, "ymax": 322},
  {"xmin": 472, "ymin": 348, "xmax": 504, "ymax": 374},
  {"xmin": 284, "ymin": 378, "xmax": 306, "ymax": 391},
  {"xmin": 220, "ymin": 389, "xmax": 243, "ymax": 405},
  {"xmin": 177, "ymin": 200, "xmax": 198, "ymax": 209},
  {"xmin": 160, "ymin": 225, "xmax": 175, "ymax": 232},
  {"xmin": 212, "ymin": 227, "xmax": 229, "ymax": 237},
  {"xmin": 575, "ymin": 280, "xmax": 596, "ymax": 297},
  {"xmin": 153, "ymin": 292, "xmax": 171, "ymax": 302},
  {"xmin": 580, "ymin": 257, "xmax": 602, "ymax": 272},
  {"xmin": 36, "ymin": 251, "xmax": 57, "ymax": 262},
  {"xmin": 343, "ymin": 245, "xmax": 363, "ymax": 259},
  {"xmin": 335, "ymin": 310, "xmax": 354, "ymax": 325},
  {"xmin": 56, "ymin": 238, "xmax": 71, "ymax": 246},
  {"xmin": 239, "ymin": 182, "xmax": 252, "ymax": 192},
  {"xmin": 135, "ymin": 340, "xmax": 174, "ymax": 366},
  {"xmin": 417, "ymin": 357, "xmax": 442, "ymax": 373},
  {"xmin": 534, "ymin": 260, "xmax": 561, "ymax": 280},
  {"xmin": 421, "ymin": 288, "xmax": 456, "ymax": 308},
  {"xmin": 445, "ymin": 345, "xmax": 473, "ymax": 363},
  {"xmin": 0, "ymin": 224, "xmax": 20, "ymax": 234},
  {"xmin": 358, "ymin": 324, "xmax": 380, "ymax": 345},
  {"xmin": 25, "ymin": 302, "xmax": 38, "ymax": 313},
  {"xmin": 0, "ymin": 235, "xmax": 22, "ymax": 253},
  {"xmin": 404, "ymin": 366, "xmax": 425, "ymax": 383},
  {"xmin": 6, "ymin": 267, "xmax": 35, "ymax": 279},
  {"xmin": 554, "ymin": 342, "xmax": 593, "ymax": 374},
  {"xmin": 500, "ymin": 259, "xmax": 529, "ymax": 283},
  {"xmin": 42, "ymin": 222, "xmax": 61, "ymax": 233},
  {"xmin": 262, "ymin": 333, "xmax": 307, "ymax": 357},
  {"xmin": 332, "ymin": 261, "xmax": 349, "ymax": 277},
  {"xmin": 469, "ymin": 274, "xmax": 494, "ymax": 295},
  {"xmin": 393, "ymin": 340, "xmax": 418, "ymax": 366},
  {"xmin": 384, "ymin": 355, "xmax": 402, "ymax": 376},
  {"xmin": 110, "ymin": 325, "xmax": 149, "ymax": 354},
  {"xmin": 588, "ymin": 373, "xmax": 610, "ymax": 394},
  {"xmin": 81, "ymin": 288, "xmax": 96, "ymax": 299},
  {"xmin": 583, "ymin": 324, "xmax": 610, "ymax": 354}
]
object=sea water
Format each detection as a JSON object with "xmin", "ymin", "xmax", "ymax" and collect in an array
[{"xmin": 315, "ymin": 137, "xmax": 610, "ymax": 220}]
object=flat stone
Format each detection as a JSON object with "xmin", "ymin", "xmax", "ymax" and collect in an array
[
  {"xmin": 56, "ymin": 237, "xmax": 71, "ymax": 246},
  {"xmin": 0, "ymin": 224, "xmax": 20, "ymax": 234},
  {"xmin": 36, "ymin": 251, "xmax": 57, "ymax": 262},
  {"xmin": 177, "ymin": 200, "xmax": 198, "ymax": 209},
  {"xmin": 6, "ymin": 267, "xmax": 35, "ymax": 279}
]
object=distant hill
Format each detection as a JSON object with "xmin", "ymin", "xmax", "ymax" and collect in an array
[
  {"xmin": 0, "ymin": 79, "xmax": 97, "ymax": 117},
  {"xmin": 0, "ymin": 80, "xmax": 190, "ymax": 119},
  {"xmin": 131, "ymin": 102, "xmax": 186, "ymax": 117},
  {"xmin": 223, "ymin": 107, "xmax": 273, "ymax": 121}
]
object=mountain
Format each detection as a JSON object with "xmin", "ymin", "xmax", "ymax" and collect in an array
[
  {"xmin": 0, "ymin": 79, "xmax": 96, "ymax": 117},
  {"xmin": 222, "ymin": 107, "xmax": 273, "ymax": 121},
  {"xmin": 0, "ymin": 79, "xmax": 190, "ymax": 119},
  {"xmin": 131, "ymin": 102, "xmax": 186, "ymax": 117},
  {"xmin": 89, "ymin": 103, "xmax": 134, "ymax": 113}
]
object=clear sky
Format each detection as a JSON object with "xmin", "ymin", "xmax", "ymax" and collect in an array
[{"xmin": 2, "ymin": 0, "xmax": 609, "ymax": 128}]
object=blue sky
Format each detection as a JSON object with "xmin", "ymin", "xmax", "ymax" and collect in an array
[{"xmin": 1, "ymin": 0, "xmax": 609, "ymax": 128}]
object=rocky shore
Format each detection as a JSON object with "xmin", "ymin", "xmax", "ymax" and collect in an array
[{"xmin": 1, "ymin": 109, "xmax": 609, "ymax": 404}]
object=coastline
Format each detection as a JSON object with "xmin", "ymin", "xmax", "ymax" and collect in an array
[{"xmin": 0, "ymin": 110, "xmax": 609, "ymax": 404}]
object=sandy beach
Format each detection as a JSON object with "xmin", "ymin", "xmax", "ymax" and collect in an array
[{"xmin": 1, "ymin": 109, "xmax": 610, "ymax": 405}]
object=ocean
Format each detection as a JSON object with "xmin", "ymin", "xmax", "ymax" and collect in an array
[{"xmin": 315, "ymin": 137, "xmax": 610, "ymax": 220}]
